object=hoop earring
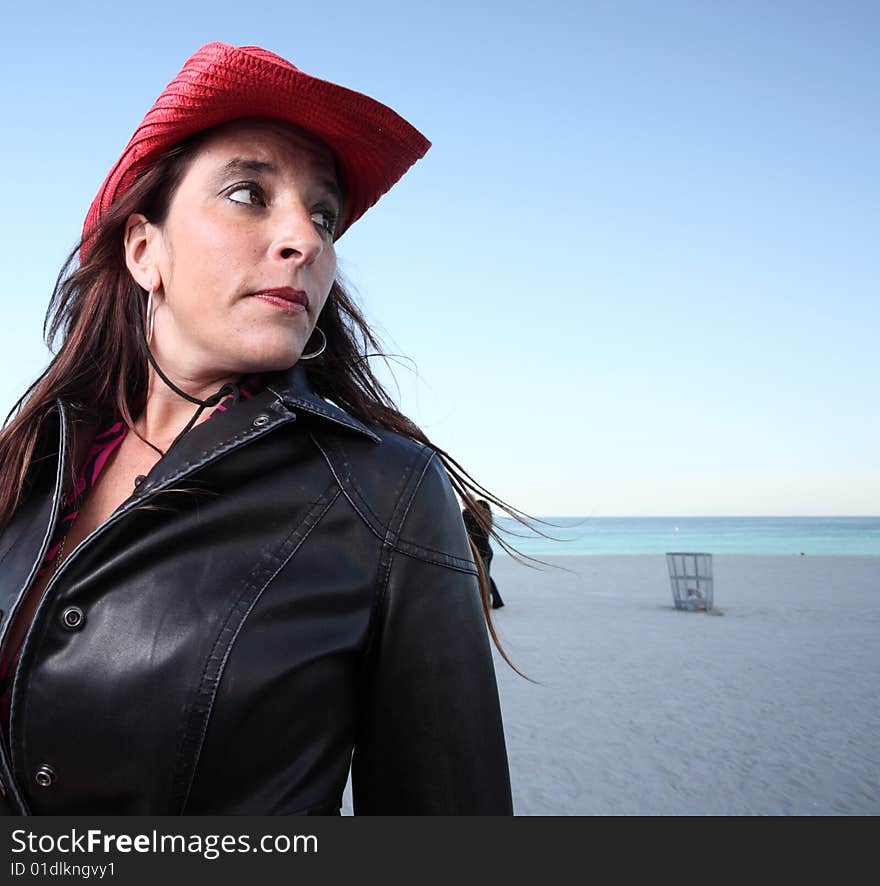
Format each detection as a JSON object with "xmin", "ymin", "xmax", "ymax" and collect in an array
[
  {"xmin": 299, "ymin": 326, "xmax": 326, "ymax": 360},
  {"xmin": 145, "ymin": 286, "xmax": 156, "ymax": 347}
]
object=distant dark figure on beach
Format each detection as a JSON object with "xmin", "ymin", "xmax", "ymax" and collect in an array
[{"xmin": 463, "ymin": 500, "xmax": 505, "ymax": 609}]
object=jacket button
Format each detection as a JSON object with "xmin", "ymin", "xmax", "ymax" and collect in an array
[
  {"xmin": 34, "ymin": 765, "xmax": 57, "ymax": 788},
  {"xmin": 253, "ymin": 414, "xmax": 271, "ymax": 428},
  {"xmin": 61, "ymin": 607, "xmax": 85, "ymax": 630}
]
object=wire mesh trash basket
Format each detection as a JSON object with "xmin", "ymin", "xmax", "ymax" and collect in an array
[{"xmin": 666, "ymin": 552, "xmax": 713, "ymax": 611}]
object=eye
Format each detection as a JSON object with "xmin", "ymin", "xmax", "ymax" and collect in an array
[
  {"xmin": 226, "ymin": 184, "xmax": 266, "ymax": 206},
  {"xmin": 311, "ymin": 207, "xmax": 338, "ymax": 236}
]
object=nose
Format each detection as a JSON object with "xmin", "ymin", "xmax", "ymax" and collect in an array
[{"xmin": 271, "ymin": 204, "xmax": 325, "ymax": 266}]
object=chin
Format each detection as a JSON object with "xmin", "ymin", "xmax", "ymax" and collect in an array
[{"xmin": 231, "ymin": 336, "xmax": 306, "ymax": 373}]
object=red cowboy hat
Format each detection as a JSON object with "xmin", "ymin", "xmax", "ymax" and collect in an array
[{"xmin": 82, "ymin": 42, "xmax": 430, "ymax": 251}]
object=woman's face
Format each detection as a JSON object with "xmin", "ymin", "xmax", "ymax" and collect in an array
[{"xmin": 143, "ymin": 119, "xmax": 341, "ymax": 376}]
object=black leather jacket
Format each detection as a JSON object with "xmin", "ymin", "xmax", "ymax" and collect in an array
[{"xmin": 0, "ymin": 364, "xmax": 512, "ymax": 815}]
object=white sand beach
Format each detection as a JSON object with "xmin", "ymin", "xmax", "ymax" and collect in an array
[{"xmin": 343, "ymin": 555, "xmax": 880, "ymax": 815}]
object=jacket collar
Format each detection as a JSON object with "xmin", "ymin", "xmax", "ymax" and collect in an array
[{"xmin": 264, "ymin": 363, "xmax": 381, "ymax": 443}]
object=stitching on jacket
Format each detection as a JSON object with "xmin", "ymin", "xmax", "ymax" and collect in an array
[
  {"xmin": 314, "ymin": 435, "xmax": 473, "ymax": 571},
  {"xmin": 334, "ymin": 437, "xmax": 385, "ymax": 526},
  {"xmin": 320, "ymin": 434, "xmax": 427, "ymax": 535},
  {"xmin": 393, "ymin": 542, "xmax": 477, "ymax": 574},
  {"xmin": 380, "ymin": 445, "xmax": 430, "ymax": 547},
  {"xmin": 333, "ymin": 444, "xmax": 435, "ymax": 684},
  {"xmin": 311, "ymin": 433, "xmax": 429, "ymax": 547},
  {"xmin": 145, "ymin": 415, "xmax": 294, "ymax": 493},
  {"xmin": 385, "ymin": 451, "xmax": 433, "ymax": 546},
  {"xmin": 355, "ymin": 539, "xmax": 396, "ymax": 722},
  {"xmin": 394, "ymin": 535, "xmax": 474, "ymax": 563},
  {"xmin": 312, "ymin": 435, "xmax": 381, "ymax": 542},
  {"xmin": 392, "ymin": 526, "xmax": 478, "ymax": 568},
  {"xmin": 388, "ymin": 457, "xmax": 476, "ymax": 572},
  {"xmin": 315, "ymin": 435, "xmax": 384, "ymax": 528},
  {"xmin": 0, "ymin": 478, "xmax": 54, "ymax": 596},
  {"xmin": 8, "ymin": 402, "xmax": 70, "ymax": 814},
  {"xmin": 170, "ymin": 482, "xmax": 341, "ymax": 813},
  {"xmin": 266, "ymin": 385, "xmax": 381, "ymax": 442},
  {"xmin": 355, "ymin": 544, "xmax": 394, "ymax": 680},
  {"xmin": 277, "ymin": 391, "xmax": 378, "ymax": 437},
  {"xmin": 379, "ymin": 451, "xmax": 475, "ymax": 571},
  {"xmin": 396, "ymin": 452, "xmax": 433, "ymax": 527}
]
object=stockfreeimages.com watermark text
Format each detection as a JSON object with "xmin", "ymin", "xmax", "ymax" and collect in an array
[{"xmin": 11, "ymin": 828, "xmax": 317, "ymax": 861}]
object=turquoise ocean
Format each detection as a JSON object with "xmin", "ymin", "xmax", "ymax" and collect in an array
[{"xmin": 493, "ymin": 516, "xmax": 880, "ymax": 557}]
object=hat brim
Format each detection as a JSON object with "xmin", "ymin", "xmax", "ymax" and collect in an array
[{"xmin": 83, "ymin": 42, "xmax": 430, "ymax": 249}]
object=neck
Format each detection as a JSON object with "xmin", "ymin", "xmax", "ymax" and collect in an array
[{"xmin": 134, "ymin": 365, "xmax": 240, "ymax": 453}]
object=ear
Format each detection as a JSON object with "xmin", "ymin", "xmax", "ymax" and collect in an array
[{"xmin": 123, "ymin": 213, "xmax": 160, "ymax": 292}]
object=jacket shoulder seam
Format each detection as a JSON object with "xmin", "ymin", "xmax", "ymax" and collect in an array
[
  {"xmin": 310, "ymin": 433, "xmax": 432, "ymax": 545},
  {"xmin": 391, "ymin": 542, "xmax": 478, "ymax": 574}
]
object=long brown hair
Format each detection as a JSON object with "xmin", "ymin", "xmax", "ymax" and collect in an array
[{"xmin": 0, "ymin": 130, "xmax": 536, "ymax": 677}]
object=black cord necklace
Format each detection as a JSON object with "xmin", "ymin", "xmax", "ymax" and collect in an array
[{"xmin": 133, "ymin": 294, "xmax": 240, "ymax": 459}]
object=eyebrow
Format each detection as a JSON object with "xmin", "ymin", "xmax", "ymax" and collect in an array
[{"xmin": 214, "ymin": 157, "xmax": 343, "ymax": 209}]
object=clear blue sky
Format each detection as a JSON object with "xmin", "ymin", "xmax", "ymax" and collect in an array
[{"xmin": 1, "ymin": 0, "xmax": 877, "ymax": 516}]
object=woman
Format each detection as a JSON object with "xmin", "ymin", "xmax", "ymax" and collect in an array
[{"xmin": 0, "ymin": 43, "xmax": 513, "ymax": 815}]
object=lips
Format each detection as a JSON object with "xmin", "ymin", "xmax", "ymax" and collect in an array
[{"xmin": 251, "ymin": 287, "xmax": 310, "ymax": 310}]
